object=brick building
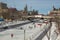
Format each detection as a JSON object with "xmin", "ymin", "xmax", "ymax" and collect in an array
[
  {"xmin": 49, "ymin": 6, "xmax": 60, "ymax": 16},
  {"xmin": 0, "ymin": 2, "xmax": 8, "ymax": 19},
  {"xmin": 49, "ymin": 6, "xmax": 60, "ymax": 22},
  {"xmin": 49, "ymin": 6, "xmax": 60, "ymax": 33}
]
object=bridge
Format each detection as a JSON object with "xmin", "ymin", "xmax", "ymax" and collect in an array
[{"xmin": 22, "ymin": 15, "xmax": 54, "ymax": 19}]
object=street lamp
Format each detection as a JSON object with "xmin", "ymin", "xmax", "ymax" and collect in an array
[
  {"xmin": 24, "ymin": 29, "xmax": 26, "ymax": 40},
  {"xmin": 46, "ymin": 18, "xmax": 52, "ymax": 40}
]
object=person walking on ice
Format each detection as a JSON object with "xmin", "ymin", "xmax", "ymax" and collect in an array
[{"xmin": 11, "ymin": 33, "xmax": 14, "ymax": 38}]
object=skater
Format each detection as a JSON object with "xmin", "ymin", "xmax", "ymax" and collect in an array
[{"xmin": 11, "ymin": 33, "xmax": 14, "ymax": 38}]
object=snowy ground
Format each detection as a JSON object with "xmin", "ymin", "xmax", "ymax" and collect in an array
[
  {"xmin": 42, "ymin": 22, "xmax": 58, "ymax": 40},
  {"xmin": 0, "ymin": 21, "xmax": 49, "ymax": 40},
  {"xmin": 56, "ymin": 34, "xmax": 60, "ymax": 40}
]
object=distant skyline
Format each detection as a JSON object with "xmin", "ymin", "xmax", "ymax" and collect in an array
[{"xmin": 0, "ymin": 0, "xmax": 60, "ymax": 14}]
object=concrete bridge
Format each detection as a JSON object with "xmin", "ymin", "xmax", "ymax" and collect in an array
[{"xmin": 22, "ymin": 15, "xmax": 54, "ymax": 19}]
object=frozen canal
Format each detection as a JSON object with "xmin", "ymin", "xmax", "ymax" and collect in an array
[{"xmin": 0, "ymin": 21, "xmax": 48, "ymax": 40}]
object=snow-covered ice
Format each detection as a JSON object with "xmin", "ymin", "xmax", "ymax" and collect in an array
[
  {"xmin": 0, "ymin": 20, "xmax": 30, "ymax": 28},
  {"xmin": 0, "ymin": 21, "xmax": 48, "ymax": 40},
  {"xmin": 42, "ymin": 22, "xmax": 58, "ymax": 40}
]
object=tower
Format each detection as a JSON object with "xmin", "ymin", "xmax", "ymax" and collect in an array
[
  {"xmin": 24, "ymin": 4, "xmax": 28, "ymax": 12},
  {"xmin": 53, "ymin": 5, "xmax": 56, "ymax": 10}
]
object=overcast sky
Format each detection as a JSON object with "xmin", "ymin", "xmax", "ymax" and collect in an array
[{"xmin": 0, "ymin": 0, "xmax": 60, "ymax": 14}]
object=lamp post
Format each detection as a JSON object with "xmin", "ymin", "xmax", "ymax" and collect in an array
[
  {"xmin": 48, "ymin": 19, "xmax": 51, "ymax": 40},
  {"xmin": 24, "ymin": 29, "xmax": 26, "ymax": 40},
  {"xmin": 46, "ymin": 18, "xmax": 52, "ymax": 40}
]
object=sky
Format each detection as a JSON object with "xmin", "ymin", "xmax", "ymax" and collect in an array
[{"xmin": 0, "ymin": 0, "xmax": 60, "ymax": 14}]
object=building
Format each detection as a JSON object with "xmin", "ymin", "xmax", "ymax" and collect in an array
[
  {"xmin": 49, "ymin": 6, "xmax": 60, "ymax": 16},
  {"xmin": 49, "ymin": 6, "xmax": 60, "ymax": 22},
  {"xmin": 0, "ymin": 2, "xmax": 7, "ymax": 9},
  {"xmin": 8, "ymin": 8, "xmax": 18, "ymax": 20},
  {"xmin": 49, "ymin": 6, "xmax": 60, "ymax": 33},
  {"xmin": 0, "ymin": 2, "xmax": 8, "ymax": 19}
]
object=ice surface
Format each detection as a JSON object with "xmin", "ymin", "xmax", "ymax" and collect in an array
[
  {"xmin": 0, "ymin": 21, "xmax": 56, "ymax": 40},
  {"xmin": 0, "ymin": 20, "xmax": 30, "ymax": 28},
  {"xmin": 0, "ymin": 21, "xmax": 48, "ymax": 40}
]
